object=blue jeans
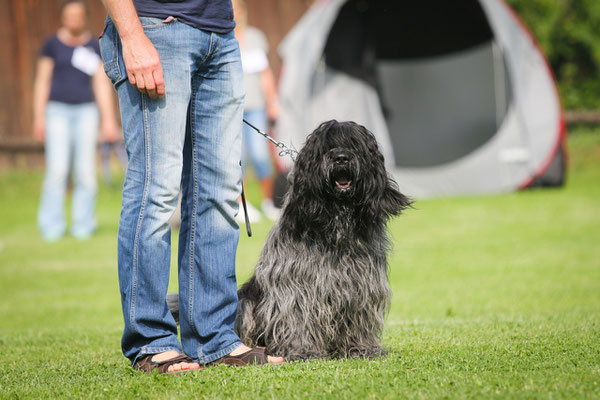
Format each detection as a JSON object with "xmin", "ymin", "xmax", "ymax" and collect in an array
[
  {"xmin": 38, "ymin": 101, "xmax": 99, "ymax": 241},
  {"xmin": 242, "ymin": 108, "xmax": 273, "ymax": 180},
  {"xmin": 99, "ymin": 16, "xmax": 244, "ymax": 365}
]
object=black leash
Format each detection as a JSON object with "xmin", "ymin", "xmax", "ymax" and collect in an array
[
  {"xmin": 240, "ymin": 178, "xmax": 252, "ymax": 237},
  {"xmin": 239, "ymin": 119, "xmax": 297, "ymax": 237}
]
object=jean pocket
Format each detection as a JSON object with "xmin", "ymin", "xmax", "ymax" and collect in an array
[
  {"xmin": 139, "ymin": 16, "xmax": 177, "ymax": 31},
  {"xmin": 99, "ymin": 19, "xmax": 127, "ymax": 86}
]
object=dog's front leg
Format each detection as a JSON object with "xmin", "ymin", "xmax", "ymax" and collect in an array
[
  {"xmin": 341, "ymin": 325, "xmax": 388, "ymax": 359},
  {"xmin": 335, "ymin": 304, "xmax": 389, "ymax": 359},
  {"xmin": 235, "ymin": 277, "xmax": 263, "ymax": 347}
]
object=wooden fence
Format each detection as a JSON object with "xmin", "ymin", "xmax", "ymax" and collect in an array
[{"xmin": 0, "ymin": 0, "xmax": 310, "ymax": 167}]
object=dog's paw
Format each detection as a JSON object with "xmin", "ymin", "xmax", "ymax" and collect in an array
[{"xmin": 346, "ymin": 346, "xmax": 388, "ymax": 359}]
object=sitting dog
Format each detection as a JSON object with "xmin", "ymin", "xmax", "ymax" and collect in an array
[{"xmin": 168, "ymin": 120, "xmax": 411, "ymax": 360}]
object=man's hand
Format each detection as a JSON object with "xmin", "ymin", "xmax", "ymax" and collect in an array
[
  {"xmin": 101, "ymin": 0, "xmax": 165, "ymax": 99},
  {"xmin": 121, "ymin": 33, "xmax": 165, "ymax": 99}
]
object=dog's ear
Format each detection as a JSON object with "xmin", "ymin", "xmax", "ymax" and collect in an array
[{"xmin": 381, "ymin": 180, "xmax": 413, "ymax": 217}]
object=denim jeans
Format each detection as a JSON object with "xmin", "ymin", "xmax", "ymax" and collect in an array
[
  {"xmin": 38, "ymin": 101, "xmax": 99, "ymax": 241},
  {"xmin": 242, "ymin": 108, "xmax": 273, "ymax": 180},
  {"xmin": 99, "ymin": 16, "xmax": 244, "ymax": 365}
]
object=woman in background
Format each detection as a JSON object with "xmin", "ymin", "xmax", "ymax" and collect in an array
[{"xmin": 33, "ymin": 0, "xmax": 118, "ymax": 241}]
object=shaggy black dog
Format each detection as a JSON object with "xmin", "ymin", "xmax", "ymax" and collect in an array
[{"xmin": 168, "ymin": 120, "xmax": 411, "ymax": 361}]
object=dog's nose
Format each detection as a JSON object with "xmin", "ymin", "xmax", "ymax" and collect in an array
[{"xmin": 334, "ymin": 153, "xmax": 350, "ymax": 164}]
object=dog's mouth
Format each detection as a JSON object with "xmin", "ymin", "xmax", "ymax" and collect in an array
[
  {"xmin": 335, "ymin": 177, "xmax": 352, "ymax": 190},
  {"xmin": 325, "ymin": 149, "xmax": 357, "ymax": 195},
  {"xmin": 333, "ymin": 170, "xmax": 353, "ymax": 191}
]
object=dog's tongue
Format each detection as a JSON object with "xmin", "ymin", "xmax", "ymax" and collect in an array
[{"xmin": 335, "ymin": 176, "xmax": 351, "ymax": 189}]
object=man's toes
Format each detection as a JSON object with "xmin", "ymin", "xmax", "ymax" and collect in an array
[
  {"xmin": 168, "ymin": 363, "xmax": 182, "ymax": 372},
  {"xmin": 165, "ymin": 361, "xmax": 201, "ymax": 372},
  {"xmin": 268, "ymin": 355, "xmax": 284, "ymax": 364},
  {"xmin": 180, "ymin": 362, "xmax": 200, "ymax": 370}
]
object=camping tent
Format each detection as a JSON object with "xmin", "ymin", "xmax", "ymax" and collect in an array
[{"xmin": 275, "ymin": 0, "xmax": 566, "ymax": 197}]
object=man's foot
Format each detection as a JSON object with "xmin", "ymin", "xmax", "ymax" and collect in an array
[
  {"xmin": 135, "ymin": 350, "xmax": 201, "ymax": 374},
  {"xmin": 230, "ymin": 344, "xmax": 283, "ymax": 364},
  {"xmin": 207, "ymin": 344, "xmax": 284, "ymax": 366}
]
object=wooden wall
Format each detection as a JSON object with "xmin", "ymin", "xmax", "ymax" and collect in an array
[
  {"xmin": 246, "ymin": 0, "xmax": 312, "ymax": 72},
  {"xmin": 0, "ymin": 0, "xmax": 311, "ymax": 154},
  {"xmin": 0, "ymin": 0, "xmax": 106, "ymax": 144}
]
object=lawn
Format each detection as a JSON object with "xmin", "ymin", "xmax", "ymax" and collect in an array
[{"xmin": 0, "ymin": 126, "xmax": 599, "ymax": 399}]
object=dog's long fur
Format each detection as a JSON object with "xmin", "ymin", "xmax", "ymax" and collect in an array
[
  {"xmin": 235, "ymin": 120, "xmax": 411, "ymax": 360},
  {"xmin": 167, "ymin": 120, "xmax": 411, "ymax": 361}
]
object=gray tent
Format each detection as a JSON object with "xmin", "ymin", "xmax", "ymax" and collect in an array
[{"xmin": 276, "ymin": 0, "xmax": 566, "ymax": 197}]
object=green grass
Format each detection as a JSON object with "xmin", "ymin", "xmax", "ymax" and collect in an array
[{"xmin": 1, "ymin": 126, "xmax": 599, "ymax": 399}]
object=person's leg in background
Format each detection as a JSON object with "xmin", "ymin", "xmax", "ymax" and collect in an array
[
  {"xmin": 242, "ymin": 108, "xmax": 279, "ymax": 220},
  {"xmin": 238, "ymin": 111, "xmax": 263, "ymax": 224},
  {"xmin": 38, "ymin": 102, "xmax": 72, "ymax": 241},
  {"xmin": 100, "ymin": 141, "xmax": 112, "ymax": 187},
  {"xmin": 100, "ymin": 138, "xmax": 128, "ymax": 188},
  {"xmin": 114, "ymin": 140, "xmax": 128, "ymax": 170},
  {"xmin": 71, "ymin": 102, "xmax": 99, "ymax": 239}
]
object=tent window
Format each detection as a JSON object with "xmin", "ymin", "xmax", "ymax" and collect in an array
[
  {"xmin": 323, "ymin": 0, "xmax": 512, "ymax": 167},
  {"xmin": 378, "ymin": 43, "xmax": 513, "ymax": 167},
  {"xmin": 324, "ymin": 0, "xmax": 495, "ymax": 75}
]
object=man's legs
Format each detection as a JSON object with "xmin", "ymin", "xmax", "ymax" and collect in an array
[
  {"xmin": 101, "ymin": 17, "xmax": 192, "ymax": 365},
  {"xmin": 101, "ymin": 16, "xmax": 281, "ymax": 368},
  {"xmin": 178, "ymin": 29, "xmax": 245, "ymax": 364}
]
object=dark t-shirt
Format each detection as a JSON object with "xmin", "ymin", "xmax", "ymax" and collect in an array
[
  {"xmin": 41, "ymin": 35, "xmax": 101, "ymax": 104},
  {"xmin": 133, "ymin": 0, "xmax": 235, "ymax": 33}
]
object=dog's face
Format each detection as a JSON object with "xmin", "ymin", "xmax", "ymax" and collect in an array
[
  {"xmin": 300, "ymin": 120, "xmax": 376, "ymax": 202},
  {"xmin": 288, "ymin": 120, "xmax": 412, "ymax": 219},
  {"xmin": 323, "ymin": 146, "xmax": 359, "ymax": 200}
]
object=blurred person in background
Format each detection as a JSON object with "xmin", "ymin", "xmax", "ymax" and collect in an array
[
  {"xmin": 33, "ymin": 0, "xmax": 119, "ymax": 241},
  {"xmin": 233, "ymin": 0, "xmax": 280, "ymax": 222},
  {"xmin": 100, "ymin": 135, "xmax": 127, "ymax": 188}
]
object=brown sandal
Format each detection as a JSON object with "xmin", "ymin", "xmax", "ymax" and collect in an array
[
  {"xmin": 133, "ymin": 353, "xmax": 199, "ymax": 374},
  {"xmin": 208, "ymin": 346, "xmax": 284, "ymax": 366}
]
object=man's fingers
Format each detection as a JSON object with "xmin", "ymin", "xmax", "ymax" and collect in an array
[
  {"xmin": 143, "ymin": 71, "xmax": 157, "ymax": 99},
  {"xmin": 129, "ymin": 69, "xmax": 163, "ymax": 99},
  {"xmin": 132, "ymin": 70, "xmax": 145, "ymax": 91},
  {"xmin": 122, "ymin": 34, "xmax": 165, "ymax": 99},
  {"xmin": 153, "ymin": 69, "xmax": 165, "ymax": 98}
]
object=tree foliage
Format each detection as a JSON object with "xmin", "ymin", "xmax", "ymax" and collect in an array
[{"xmin": 506, "ymin": 0, "xmax": 600, "ymax": 109}]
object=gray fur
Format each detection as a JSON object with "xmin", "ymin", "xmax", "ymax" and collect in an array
[
  {"xmin": 236, "ymin": 120, "xmax": 412, "ymax": 361},
  {"xmin": 168, "ymin": 120, "xmax": 412, "ymax": 361},
  {"xmin": 236, "ymin": 224, "xmax": 392, "ymax": 360}
]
